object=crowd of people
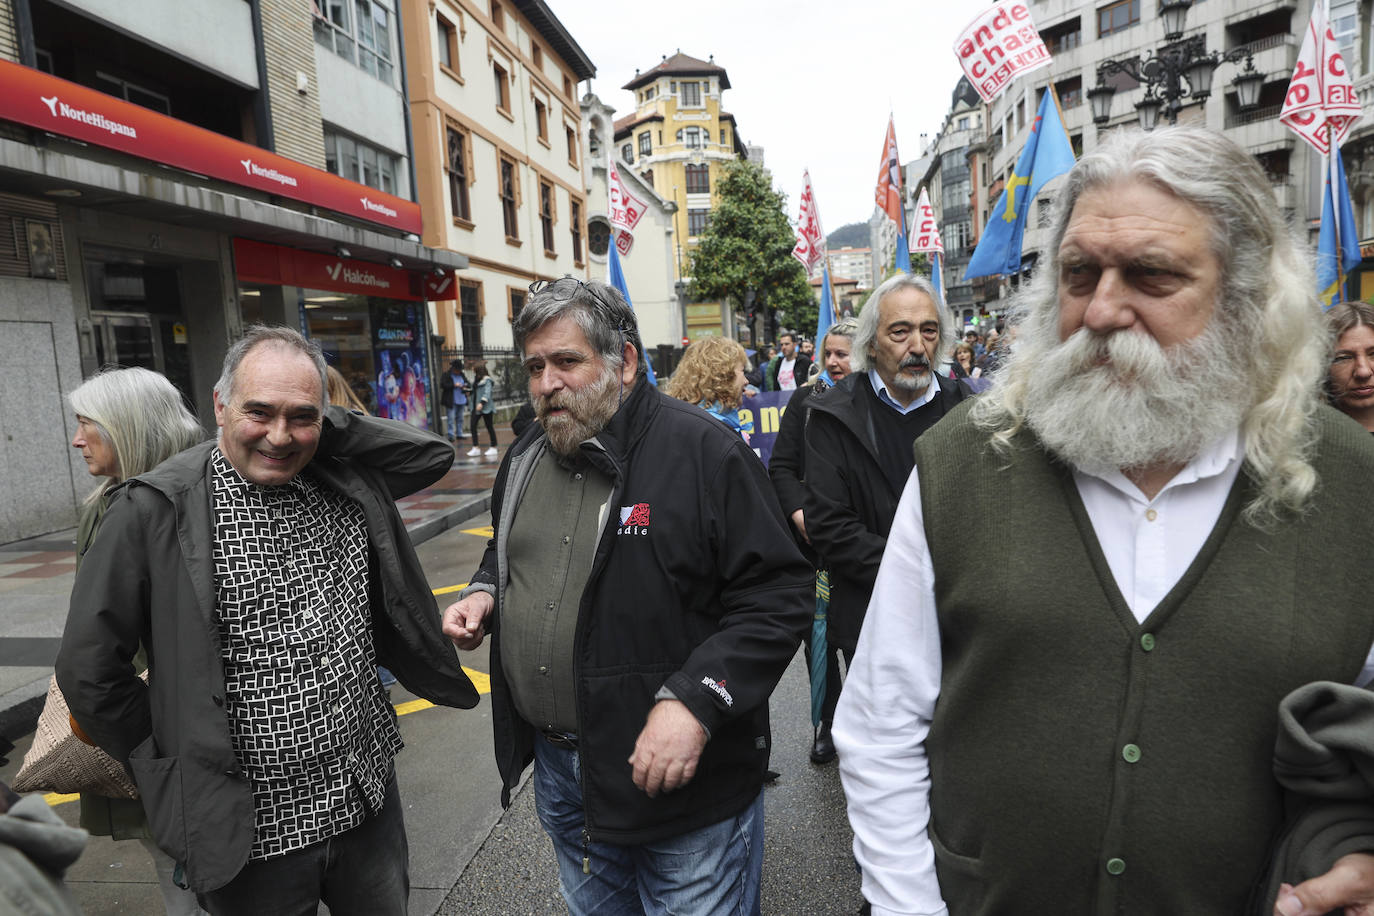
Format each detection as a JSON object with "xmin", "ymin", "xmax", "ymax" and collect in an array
[{"xmin": 9, "ymin": 124, "xmax": 1374, "ymax": 916}]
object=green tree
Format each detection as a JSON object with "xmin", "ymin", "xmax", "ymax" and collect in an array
[{"xmin": 687, "ymin": 159, "xmax": 814, "ymax": 340}]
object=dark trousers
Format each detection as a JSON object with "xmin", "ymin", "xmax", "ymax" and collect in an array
[
  {"xmin": 198, "ymin": 774, "xmax": 408, "ymax": 916},
  {"xmin": 471, "ymin": 411, "xmax": 496, "ymax": 446}
]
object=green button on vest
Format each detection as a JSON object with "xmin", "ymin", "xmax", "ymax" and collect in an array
[
  {"xmin": 1106, "ymin": 857, "xmax": 1126, "ymax": 876},
  {"xmin": 1122, "ymin": 744, "xmax": 1141, "ymax": 763},
  {"xmin": 1140, "ymin": 633, "xmax": 1156, "ymax": 651}
]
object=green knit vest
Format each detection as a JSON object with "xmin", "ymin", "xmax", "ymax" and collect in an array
[{"xmin": 912, "ymin": 401, "xmax": 1374, "ymax": 916}]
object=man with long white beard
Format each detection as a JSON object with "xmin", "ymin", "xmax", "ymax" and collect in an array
[
  {"xmin": 440, "ymin": 277, "xmax": 810, "ymax": 914},
  {"xmin": 834, "ymin": 127, "xmax": 1374, "ymax": 916}
]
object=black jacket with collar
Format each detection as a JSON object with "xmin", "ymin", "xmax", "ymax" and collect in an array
[
  {"xmin": 470, "ymin": 380, "xmax": 811, "ymax": 844},
  {"xmin": 56, "ymin": 408, "xmax": 479, "ymax": 893},
  {"xmin": 803, "ymin": 371, "xmax": 970, "ymax": 653}
]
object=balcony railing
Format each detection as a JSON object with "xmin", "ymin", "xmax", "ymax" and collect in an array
[
  {"xmin": 1231, "ymin": 32, "xmax": 1292, "ymax": 55},
  {"xmin": 1224, "ymin": 103, "xmax": 1282, "ymax": 129}
]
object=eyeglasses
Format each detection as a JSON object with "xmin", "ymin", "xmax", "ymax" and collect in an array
[{"xmin": 528, "ymin": 276, "xmax": 620, "ymax": 316}]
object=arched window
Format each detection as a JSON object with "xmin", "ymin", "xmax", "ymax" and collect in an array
[{"xmin": 588, "ymin": 216, "xmax": 612, "ymax": 257}]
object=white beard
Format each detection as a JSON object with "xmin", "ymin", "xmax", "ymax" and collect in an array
[{"xmin": 1021, "ymin": 322, "xmax": 1250, "ymax": 475}]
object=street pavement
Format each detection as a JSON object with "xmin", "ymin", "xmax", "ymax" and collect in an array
[{"xmin": 0, "ymin": 424, "xmax": 865, "ymax": 914}]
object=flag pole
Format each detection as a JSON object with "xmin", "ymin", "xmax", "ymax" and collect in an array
[{"xmin": 1330, "ymin": 121, "xmax": 1346, "ymax": 301}]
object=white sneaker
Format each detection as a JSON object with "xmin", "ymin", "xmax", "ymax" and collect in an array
[
  {"xmin": 484, "ymin": 447, "xmax": 499, "ymax": 456},
  {"xmin": 466, "ymin": 446, "xmax": 481, "ymax": 457}
]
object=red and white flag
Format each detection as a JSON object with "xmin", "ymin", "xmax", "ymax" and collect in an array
[
  {"xmin": 792, "ymin": 169, "xmax": 826, "ymax": 273},
  {"xmin": 608, "ymin": 159, "xmax": 647, "ymax": 256},
  {"xmin": 910, "ymin": 187, "xmax": 944, "ymax": 255},
  {"xmin": 875, "ymin": 116, "xmax": 903, "ymax": 225},
  {"xmin": 954, "ymin": 0, "xmax": 1052, "ymax": 104},
  {"xmin": 1281, "ymin": 1, "xmax": 1362, "ymax": 154}
]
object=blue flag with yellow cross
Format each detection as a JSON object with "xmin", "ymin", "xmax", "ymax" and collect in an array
[{"xmin": 964, "ymin": 89, "xmax": 1075, "ymax": 280}]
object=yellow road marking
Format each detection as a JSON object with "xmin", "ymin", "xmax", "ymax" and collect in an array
[
  {"xmin": 461, "ymin": 525, "xmax": 494, "ymax": 538},
  {"xmin": 44, "ymin": 667, "xmax": 491, "ymax": 808}
]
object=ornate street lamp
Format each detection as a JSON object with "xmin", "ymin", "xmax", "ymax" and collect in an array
[{"xmin": 1089, "ymin": 0, "xmax": 1265, "ymax": 129}]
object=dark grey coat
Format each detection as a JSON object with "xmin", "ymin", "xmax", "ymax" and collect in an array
[{"xmin": 56, "ymin": 407, "xmax": 478, "ymax": 893}]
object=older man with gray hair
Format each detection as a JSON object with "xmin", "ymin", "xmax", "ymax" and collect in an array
[
  {"xmin": 835, "ymin": 126, "xmax": 1374, "ymax": 916},
  {"xmin": 58, "ymin": 325, "xmax": 478, "ymax": 915},
  {"xmin": 803, "ymin": 275, "xmax": 973, "ymax": 696},
  {"xmin": 442, "ymin": 277, "xmax": 810, "ymax": 914}
]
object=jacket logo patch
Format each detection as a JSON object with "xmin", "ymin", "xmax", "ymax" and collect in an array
[
  {"xmin": 701, "ymin": 676, "xmax": 733, "ymax": 707},
  {"xmin": 617, "ymin": 503, "xmax": 650, "ymax": 536}
]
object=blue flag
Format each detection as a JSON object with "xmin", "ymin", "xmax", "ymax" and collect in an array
[
  {"xmin": 607, "ymin": 242, "xmax": 656, "ymax": 385},
  {"xmin": 815, "ymin": 265, "xmax": 835, "ymax": 344},
  {"xmin": 964, "ymin": 90, "xmax": 1075, "ymax": 280},
  {"xmin": 895, "ymin": 210, "xmax": 913, "ymax": 276},
  {"xmin": 930, "ymin": 251, "xmax": 943, "ymax": 305},
  {"xmin": 1318, "ymin": 148, "xmax": 1360, "ymax": 309}
]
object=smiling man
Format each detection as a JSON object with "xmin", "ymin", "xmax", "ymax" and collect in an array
[
  {"xmin": 57, "ymin": 325, "xmax": 478, "ymax": 915},
  {"xmin": 803, "ymin": 275, "xmax": 972, "ymax": 707},
  {"xmin": 834, "ymin": 128, "xmax": 1374, "ymax": 916},
  {"xmin": 442, "ymin": 277, "xmax": 810, "ymax": 915}
]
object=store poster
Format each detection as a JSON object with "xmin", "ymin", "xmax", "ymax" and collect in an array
[{"xmin": 370, "ymin": 302, "xmax": 431, "ymax": 430}]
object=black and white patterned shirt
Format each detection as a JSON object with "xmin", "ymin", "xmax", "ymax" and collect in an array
[{"xmin": 210, "ymin": 449, "xmax": 402, "ymax": 861}]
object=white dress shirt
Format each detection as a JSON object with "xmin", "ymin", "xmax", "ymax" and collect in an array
[
  {"xmin": 832, "ymin": 431, "xmax": 1374, "ymax": 916},
  {"xmin": 868, "ymin": 369, "xmax": 940, "ymax": 416}
]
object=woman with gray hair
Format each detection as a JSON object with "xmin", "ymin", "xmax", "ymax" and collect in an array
[{"xmin": 67, "ymin": 366, "xmax": 205, "ymax": 916}]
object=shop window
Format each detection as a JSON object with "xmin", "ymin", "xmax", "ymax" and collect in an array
[
  {"xmin": 499, "ymin": 154, "xmax": 520, "ymax": 240},
  {"xmin": 540, "ymin": 180, "xmax": 556, "ymax": 254},
  {"xmin": 447, "ymin": 126, "xmax": 471, "ymax": 223},
  {"xmin": 685, "ymin": 164, "xmax": 709, "ymax": 194},
  {"xmin": 688, "ymin": 208, "xmax": 709, "ymax": 236},
  {"xmin": 570, "ymin": 199, "xmax": 584, "ymax": 263}
]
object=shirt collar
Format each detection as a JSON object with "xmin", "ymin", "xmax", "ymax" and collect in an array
[
  {"xmin": 868, "ymin": 368, "xmax": 939, "ymax": 415},
  {"xmin": 1075, "ymin": 427, "xmax": 1244, "ymax": 504},
  {"xmin": 211, "ymin": 447, "xmax": 312, "ymax": 498}
]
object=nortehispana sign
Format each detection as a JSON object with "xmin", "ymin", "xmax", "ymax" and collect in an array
[{"xmin": 954, "ymin": 1, "xmax": 1052, "ymax": 104}]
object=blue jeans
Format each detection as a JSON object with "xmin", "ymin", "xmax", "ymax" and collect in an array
[
  {"xmin": 197, "ymin": 773, "xmax": 408, "ymax": 916},
  {"xmin": 446, "ymin": 403, "xmax": 467, "ymax": 442},
  {"xmin": 532, "ymin": 738, "xmax": 763, "ymax": 916}
]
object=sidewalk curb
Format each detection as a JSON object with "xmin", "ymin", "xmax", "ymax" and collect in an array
[{"xmin": 0, "ymin": 496, "xmax": 494, "ymax": 746}]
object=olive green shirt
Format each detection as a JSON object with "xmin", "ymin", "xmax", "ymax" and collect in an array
[{"xmin": 501, "ymin": 448, "xmax": 612, "ymax": 735}]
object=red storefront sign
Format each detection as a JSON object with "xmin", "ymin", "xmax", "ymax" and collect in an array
[
  {"xmin": 235, "ymin": 238, "xmax": 422, "ymax": 301},
  {"xmin": 0, "ymin": 60, "xmax": 421, "ymax": 234}
]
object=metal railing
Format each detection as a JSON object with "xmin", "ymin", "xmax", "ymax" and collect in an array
[
  {"xmin": 1224, "ymin": 104, "xmax": 1281, "ymax": 128},
  {"xmin": 438, "ymin": 346, "xmax": 527, "ymax": 411}
]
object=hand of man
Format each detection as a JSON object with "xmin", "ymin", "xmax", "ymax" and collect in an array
[
  {"xmin": 442, "ymin": 591, "xmax": 494, "ymax": 651},
  {"xmin": 628, "ymin": 699, "xmax": 708, "ymax": 798},
  {"xmin": 790, "ymin": 509, "xmax": 809, "ymax": 544},
  {"xmin": 1275, "ymin": 853, "xmax": 1374, "ymax": 915}
]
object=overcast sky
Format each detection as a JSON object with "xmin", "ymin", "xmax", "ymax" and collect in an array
[{"xmin": 555, "ymin": 2, "xmax": 976, "ymax": 233}]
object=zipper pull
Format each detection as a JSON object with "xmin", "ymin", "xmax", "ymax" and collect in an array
[{"xmin": 581, "ymin": 826, "xmax": 592, "ymax": 875}]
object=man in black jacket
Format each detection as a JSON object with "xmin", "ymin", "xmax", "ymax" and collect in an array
[
  {"xmin": 804, "ymin": 275, "xmax": 969, "ymax": 699},
  {"xmin": 443, "ymin": 277, "xmax": 810, "ymax": 915}
]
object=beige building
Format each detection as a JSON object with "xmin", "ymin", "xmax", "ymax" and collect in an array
[
  {"xmin": 580, "ymin": 91, "xmax": 682, "ymax": 353},
  {"xmin": 827, "ymin": 246, "xmax": 875, "ymax": 291},
  {"xmin": 404, "ymin": 0, "xmax": 594, "ymax": 352},
  {"xmin": 612, "ymin": 52, "xmax": 748, "ymax": 283}
]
